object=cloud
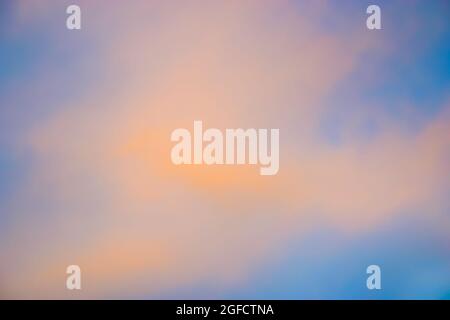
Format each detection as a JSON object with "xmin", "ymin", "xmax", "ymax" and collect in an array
[{"xmin": 1, "ymin": 1, "xmax": 449, "ymax": 298}]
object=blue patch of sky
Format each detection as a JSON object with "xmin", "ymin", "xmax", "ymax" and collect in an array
[
  {"xmin": 163, "ymin": 213, "xmax": 450, "ymax": 299},
  {"xmin": 317, "ymin": 0, "xmax": 450, "ymax": 145}
]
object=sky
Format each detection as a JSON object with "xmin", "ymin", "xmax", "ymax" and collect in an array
[{"xmin": 0, "ymin": 0, "xmax": 449, "ymax": 299}]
